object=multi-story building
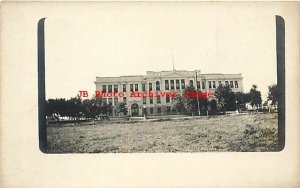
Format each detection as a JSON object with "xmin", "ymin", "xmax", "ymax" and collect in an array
[{"xmin": 94, "ymin": 70, "xmax": 243, "ymax": 116}]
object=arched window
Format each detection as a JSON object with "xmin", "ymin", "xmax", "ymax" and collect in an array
[
  {"xmin": 189, "ymin": 80, "xmax": 193, "ymax": 87},
  {"xmin": 156, "ymin": 81, "xmax": 160, "ymax": 91}
]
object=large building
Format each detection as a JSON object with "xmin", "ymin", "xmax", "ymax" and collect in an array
[{"xmin": 94, "ymin": 70, "xmax": 243, "ymax": 116}]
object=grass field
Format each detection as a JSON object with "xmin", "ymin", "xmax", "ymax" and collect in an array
[{"xmin": 47, "ymin": 113, "xmax": 278, "ymax": 153}]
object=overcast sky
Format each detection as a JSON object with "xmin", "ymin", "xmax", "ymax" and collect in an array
[{"xmin": 43, "ymin": 3, "xmax": 287, "ymax": 101}]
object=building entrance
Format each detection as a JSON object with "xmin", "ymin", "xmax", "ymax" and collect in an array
[{"xmin": 131, "ymin": 103, "xmax": 139, "ymax": 116}]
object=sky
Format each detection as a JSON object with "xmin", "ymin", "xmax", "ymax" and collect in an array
[{"xmin": 43, "ymin": 3, "xmax": 283, "ymax": 101}]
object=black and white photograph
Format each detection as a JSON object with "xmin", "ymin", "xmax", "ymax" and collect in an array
[{"xmin": 40, "ymin": 3, "xmax": 283, "ymax": 153}]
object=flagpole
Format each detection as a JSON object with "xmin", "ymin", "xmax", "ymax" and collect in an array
[{"xmin": 172, "ymin": 48, "xmax": 175, "ymax": 71}]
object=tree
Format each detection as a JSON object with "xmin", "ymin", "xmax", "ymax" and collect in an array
[
  {"xmin": 214, "ymin": 84, "xmax": 236, "ymax": 111},
  {"xmin": 182, "ymin": 86, "xmax": 205, "ymax": 115},
  {"xmin": 235, "ymin": 92, "xmax": 250, "ymax": 110},
  {"xmin": 174, "ymin": 94, "xmax": 187, "ymax": 113},
  {"xmin": 56, "ymin": 98, "xmax": 68, "ymax": 118},
  {"xmin": 46, "ymin": 97, "xmax": 111, "ymax": 122},
  {"xmin": 210, "ymin": 99, "xmax": 217, "ymax": 111},
  {"xmin": 115, "ymin": 102, "xmax": 127, "ymax": 116},
  {"xmin": 249, "ymin": 85, "xmax": 262, "ymax": 107},
  {"xmin": 46, "ymin": 98, "xmax": 68, "ymax": 119},
  {"xmin": 267, "ymin": 84, "xmax": 278, "ymax": 105},
  {"xmin": 46, "ymin": 99, "xmax": 56, "ymax": 117},
  {"xmin": 82, "ymin": 97, "xmax": 103, "ymax": 119},
  {"xmin": 66, "ymin": 97, "xmax": 83, "ymax": 121}
]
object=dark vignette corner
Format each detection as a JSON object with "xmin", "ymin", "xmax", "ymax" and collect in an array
[{"xmin": 276, "ymin": 15, "xmax": 285, "ymax": 152}]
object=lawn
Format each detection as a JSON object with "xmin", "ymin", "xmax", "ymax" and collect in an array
[{"xmin": 47, "ymin": 113, "xmax": 278, "ymax": 153}]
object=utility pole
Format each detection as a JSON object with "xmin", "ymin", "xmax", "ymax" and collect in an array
[
  {"xmin": 203, "ymin": 74, "xmax": 208, "ymax": 116},
  {"xmin": 195, "ymin": 71, "xmax": 201, "ymax": 116}
]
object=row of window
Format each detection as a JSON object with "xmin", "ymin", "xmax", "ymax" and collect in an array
[
  {"xmin": 148, "ymin": 106, "xmax": 175, "ymax": 114},
  {"xmin": 142, "ymin": 95, "xmax": 173, "ymax": 105},
  {"xmin": 165, "ymin": 79, "xmax": 188, "ymax": 90},
  {"xmin": 102, "ymin": 83, "xmax": 149, "ymax": 93},
  {"xmin": 205, "ymin": 80, "xmax": 239, "ymax": 89},
  {"xmin": 101, "ymin": 80, "xmax": 239, "ymax": 93},
  {"xmin": 101, "ymin": 81, "xmax": 181, "ymax": 92},
  {"xmin": 102, "ymin": 95, "xmax": 173, "ymax": 106}
]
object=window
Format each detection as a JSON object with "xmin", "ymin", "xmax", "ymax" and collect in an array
[
  {"xmin": 212, "ymin": 81, "xmax": 216, "ymax": 89},
  {"xmin": 225, "ymin": 81, "xmax": 229, "ymax": 86},
  {"xmin": 176, "ymin": 80, "xmax": 180, "ymax": 90},
  {"xmin": 202, "ymin": 81, "xmax": 205, "ymax": 89},
  {"xmin": 114, "ymin": 85, "xmax": 118, "ymax": 92},
  {"xmin": 108, "ymin": 85, "xmax": 112, "ymax": 92},
  {"xmin": 189, "ymin": 80, "xmax": 193, "ymax": 87},
  {"xmin": 157, "ymin": 107, "xmax": 161, "ymax": 114},
  {"xmin": 170, "ymin": 80, "xmax": 174, "ymax": 90},
  {"xmin": 166, "ymin": 95, "xmax": 170, "ymax": 103},
  {"xmin": 197, "ymin": 81, "xmax": 201, "ymax": 89},
  {"xmin": 123, "ymin": 84, "xmax": 126, "ymax": 92},
  {"xmin": 149, "ymin": 83, "xmax": 152, "ymax": 91},
  {"xmin": 235, "ymin": 81, "xmax": 239, "ymax": 88},
  {"xmin": 123, "ymin": 97, "xmax": 127, "ymax": 103},
  {"xmin": 114, "ymin": 97, "xmax": 118, "ymax": 105},
  {"xmin": 230, "ymin": 81, "xmax": 234, "ymax": 88},
  {"xmin": 130, "ymin": 84, "xmax": 134, "ymax": 91},
  {"xmin": 142, "ymin": 84, "xmax": 146, "ymax": 91},
  {"xmin": 150, "ymin": 97, "xmax": 153, "ymax": 104},
  {"xmin": 135, "ymin": 84, "xmax": 138, "ymax": 91},
  {"xmin": 157, "ymin": 96, "xmax": 161, "ymax": 104},
  {"xmin": 108, "ymin": 98, "xmax": 112, "ymax": 105},
  {"xmin": 208, "ymin": 81, "xmax": 212, "ymax": 89},
  {"xmin": 218, "ymin": 81, "xmax": 222, "ymax": 86},
  {"xmin": 143, "ymin": 97, "xmax": 146, "ymax": 104},
  {"xmin": 181, "ymin": 79, "xmax": 185, "ymax": 89},
  {"xmin": 156, "ymin": 81, "xmax": 160, "ymax": 91},
  {"xmin": 150, "ymin": 108, "xmax": 154, "ymax": 114},
  {"xmin": 165, "ymin": 80, "xmax": 169, "ymax": 90},
  {"xmin": 102, "ymin": 85, "xmax": 107, "ymax": 92}
]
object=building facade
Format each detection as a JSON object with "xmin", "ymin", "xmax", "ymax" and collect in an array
[{"xmin": 94, "ymin": 70, "xmax": 243, "ymax": 116}]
